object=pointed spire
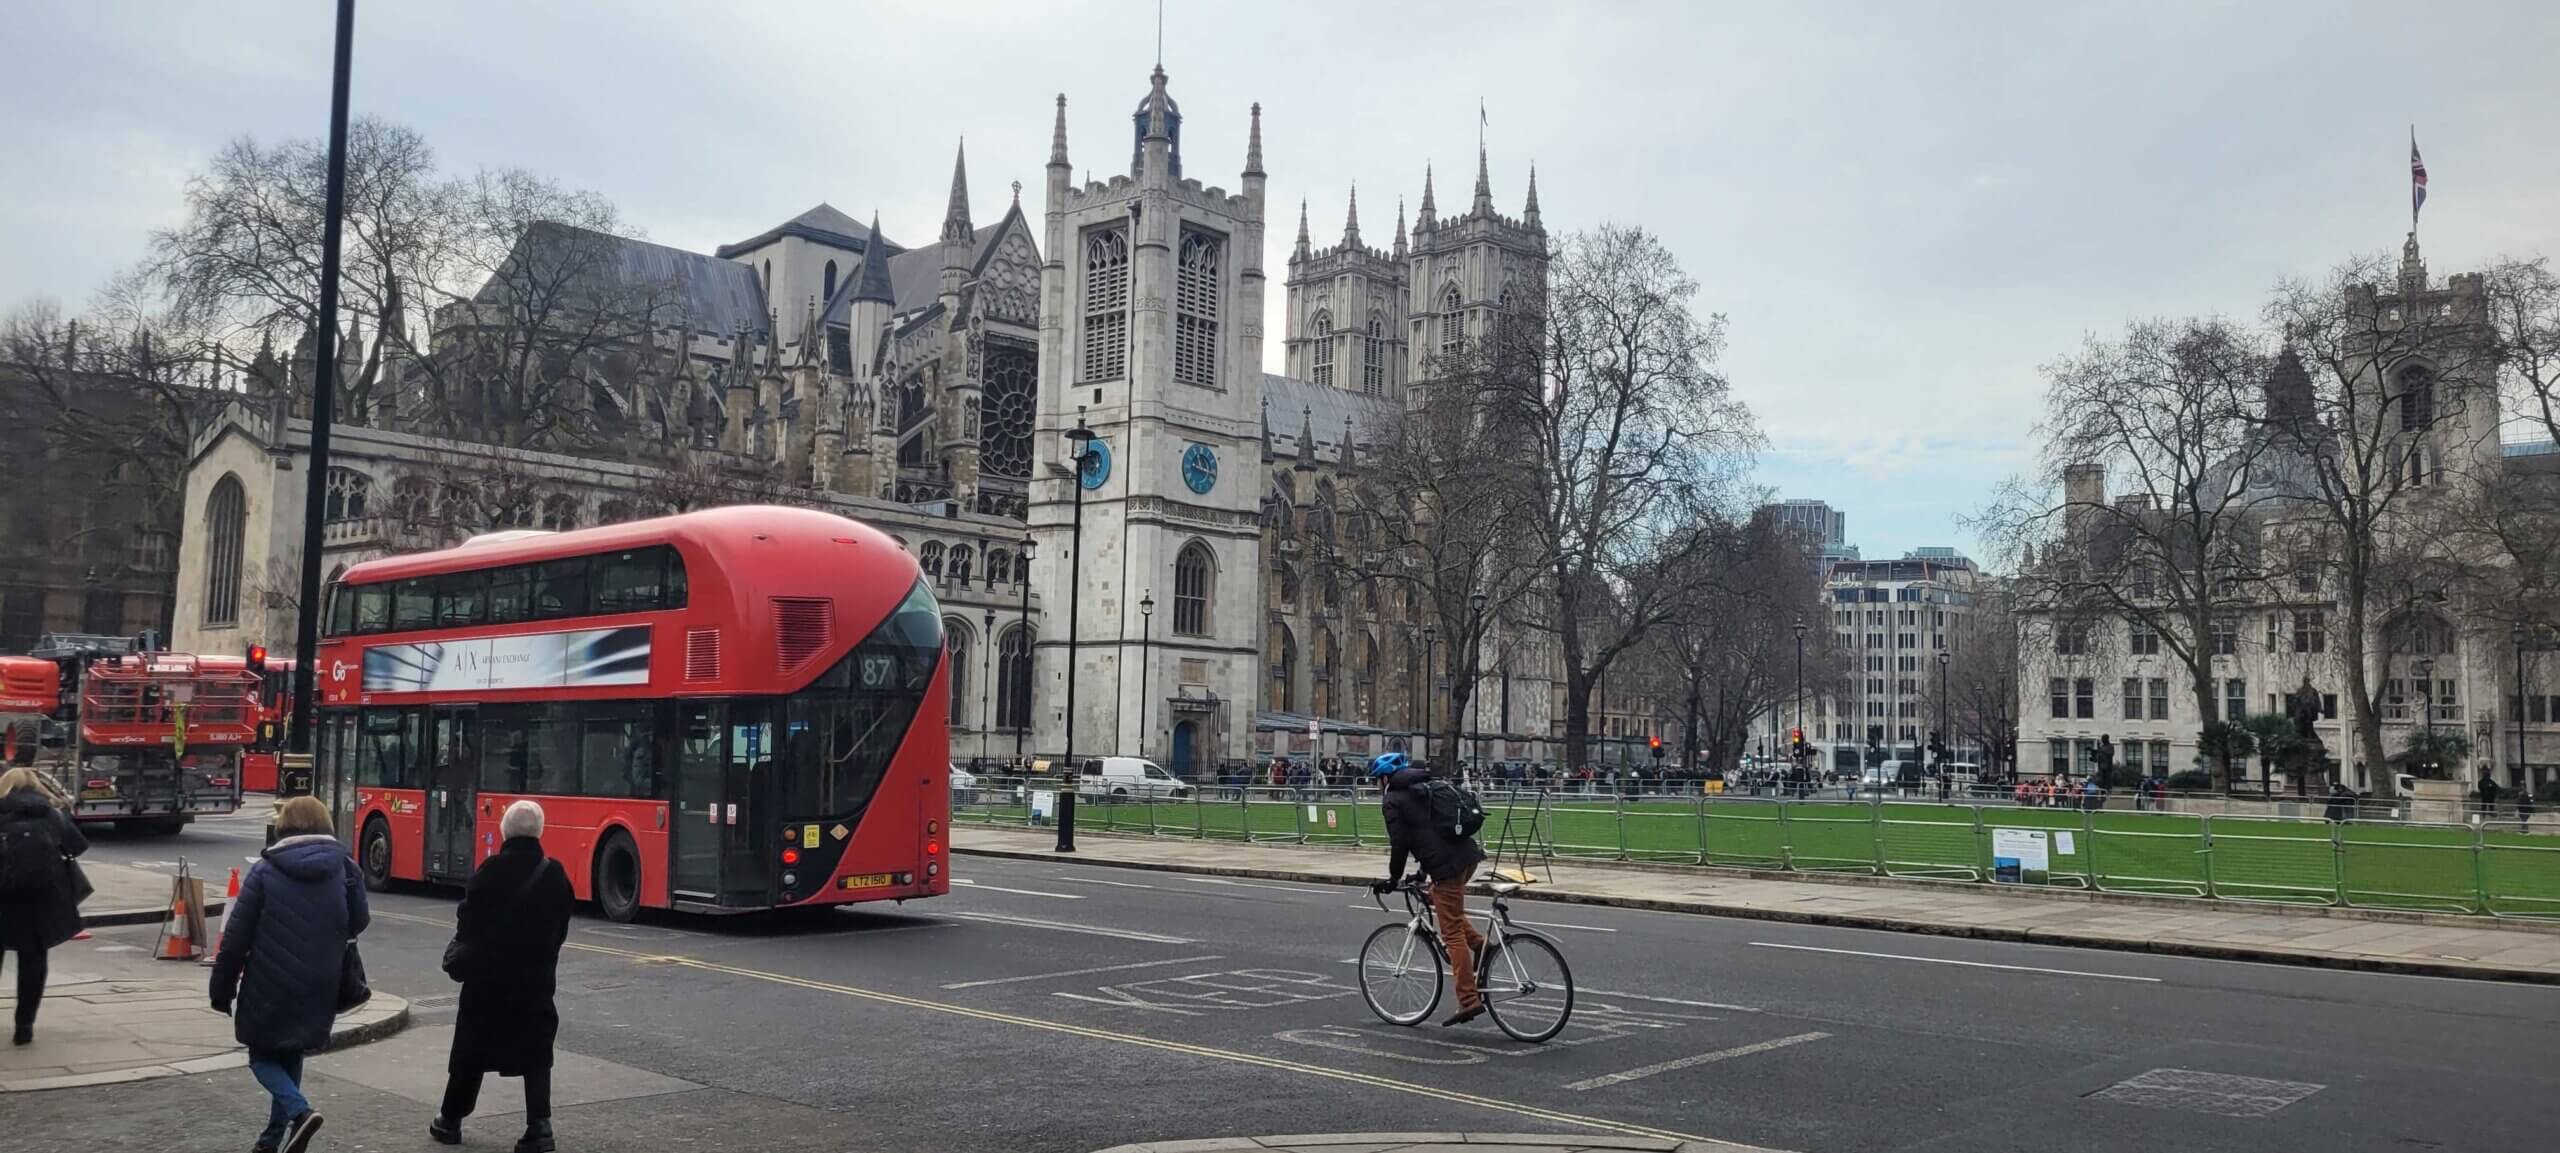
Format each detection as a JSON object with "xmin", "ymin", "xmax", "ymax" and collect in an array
[
  {"xmin": 798, "ymin": 295, "xmax": 821, "ymax": 366},
  {"xmin": 942, "ymin": 139, "xmax": 973, "ymax": 244},
  {"xmin": 1340, "ymin": 415, "xmax": 1358, "ymax": 474},
  {"xmin": 1472, "ymin": 144, "xmax": 1493, "ymax": 214},
  {"xmin": 1294, "ymin": 404, "xmax": 1318, "ymax": 470},
  {"xmin": 1523, "ymin": 163, "xmax": 1542, "ymax": 228},
  {"xmin": 1417, "ymin": 164, "xmax": 1438, "ymax": 228},
  {"xmin": 850, "ymin": 212, "xmax": 896, "ymax": 305},
  {"xmin": 1393, "ymin": 198, "xmax": 1408, "ymax": 257},
  {"xmin": 1342, "ymin": 183, "xmax": 1362, "ymax": 249},
  {"xmin": 1244, "ymin": 102, "xmax": 1264, "ymax": 176},
  {"xmin": 1293, "ymin": 199, "xmax": 1310, "ymax": 260},
  {"xmin": 763, "ymin": 309, "xmax": 779, "ymax": 367},
  {"xmin": 1049, "ymin": 94, "xmax": 1070, "ymax": 168}
]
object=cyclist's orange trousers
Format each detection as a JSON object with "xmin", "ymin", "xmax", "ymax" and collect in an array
[{"xmin": 1429, "ymin": 869, "xmax": 1485, "ymax": 1009}]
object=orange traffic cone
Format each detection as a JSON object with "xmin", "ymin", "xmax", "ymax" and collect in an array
[
  {"xmin": 154, "ymin": 894, "xmax": 198, "ymax": 961},
  {"xmin": 199, "ymin": 868, "xmax": 240, "ymax": 965}
]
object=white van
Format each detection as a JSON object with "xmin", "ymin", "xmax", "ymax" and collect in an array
[{"xmin": 1076, "ymin": 756, "xmax": 1194, "ymax": 801}]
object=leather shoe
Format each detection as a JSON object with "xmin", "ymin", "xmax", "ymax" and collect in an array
[
  {"xmin": 1439, "ymin": 1002, "xmax": 1485, "ymax": 1027},
  {"xmin": 516, "ymin": 1119, "xmax": 557, "ymax": 1153},
  {"xmin": 429, "ymin": 1116, "xmax": 461, "ymax": 1145}
]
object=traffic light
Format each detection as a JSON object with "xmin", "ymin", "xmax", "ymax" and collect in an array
[
  {"xmin": 1648, "ymin": 735, "xmax": 1664, "ymax": 760},
  {"xmin": 245, "ymin": 644, "xmax": 267, "ymax": 674}
]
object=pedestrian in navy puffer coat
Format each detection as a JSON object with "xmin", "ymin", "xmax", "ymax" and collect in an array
[{"xmin": 210, "ymin": 796, "xmax": 368, "ymax": 1153}]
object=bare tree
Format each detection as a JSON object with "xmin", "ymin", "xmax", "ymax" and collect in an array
[
  {"xmin": 1496, "ymin": 224, "xmax": 1757, "ymax": 770},
  {"xmin": 1920, "ymin": 579, "xmax": 2021, "ymax": 774},
  {"xmin": 2266, "ymin": 248, "xmax": 2505, "ymax": 783},
  {"xmin": 1640, "ymin": 511, "xmax": 1838, "ymax": 776}
]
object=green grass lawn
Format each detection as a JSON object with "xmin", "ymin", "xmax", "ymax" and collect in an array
[{"xmin": 949, "ymin": 787, "xmax": 2560, "ymax": 917}]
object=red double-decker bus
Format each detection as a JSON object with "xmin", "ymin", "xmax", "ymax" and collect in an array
[{"xmin": 315, "ymin": 506, "xmax": 951, "ymax": 921}]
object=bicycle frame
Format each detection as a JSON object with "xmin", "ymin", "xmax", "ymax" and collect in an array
[{"xmin": 1374, "ymin": 879, "xmax": 1532, "ymax": 991}]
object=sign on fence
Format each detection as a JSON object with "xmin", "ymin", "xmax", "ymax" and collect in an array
[{"xmin": 1991, "ymin": 827, "xmax": 2051, "ymax": 884}]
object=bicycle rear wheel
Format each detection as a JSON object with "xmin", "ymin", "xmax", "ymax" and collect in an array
[
  {"xmin": 1358, "ymin": 922, "xmax": 1444, "ymax": 1026},
  {"xmin": 1480, "ymin": 930, "xmax": 1573, "ymax": 1043}
]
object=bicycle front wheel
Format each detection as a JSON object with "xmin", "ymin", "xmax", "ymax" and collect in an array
[
  {"xmin": 1481, "ymin": 930, "xmax": 1574, "ymax": 1043},
  {"xmin": 1358, "ymin": 922, "xmax": 1444, "ymax": 1026}
]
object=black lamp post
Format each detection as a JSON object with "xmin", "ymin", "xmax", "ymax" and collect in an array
[
  {"xmin": 1056, "ymin": 417, "xmax": 1099, "ymax": 853},
  {"xmin": 1138, "ymin": 590, "xmax": 1155, "ymax": 769},
  {"xmin": 979, "ymin": 609, "xmax": 994, "ymax": 769},
  {"xmin": 1792, "ymin": 615, "xmax": 1807, "ymax": 760},
  {"xmin": 1423, "ymin": 623, "xmax": 1438, "ymax": 766},
  {"xmin": 2415, "ymin": 655, "xmax": 2437, "ymax": 780},
  {"xmin": 1015, "ymin": 532, "xmax": 1033, "ymax": 764},
  {"xmin": 1468, "ymin": 591, "xmax": 1487, "ymax": 772},
  {"xmin": 2514, "ymin": 623, "xmax": 2529, "ymax": 792},
  {"xmin": 1937, "ymin": 648, "xmax": 1952, "ymax": 771}
]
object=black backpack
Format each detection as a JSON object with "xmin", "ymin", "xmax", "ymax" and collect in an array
[
  {"xmin": 0, "ymin": 814, "xmax": 62, "ymax": 899},
  {"xmin": 1418, "ymin": 778, "xmax": 1487, "ymax": 840}
]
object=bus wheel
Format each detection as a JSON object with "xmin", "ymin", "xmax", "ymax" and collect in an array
[
  {"xmin": 359, "ymin": 817, "xmax": 393, "ymax": 892},
  {"xmin": 595, "ymin": 833, "xmax": 642, "ymax": 924}
]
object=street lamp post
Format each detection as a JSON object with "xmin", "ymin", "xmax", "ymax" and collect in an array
[
  {"xmin": 979, "ymin": 609, "xmax": 995, "ymax": 769},
  {"xmin": 1056, "ymin": 417, "xmax": 1099, "ymax": 853},
  {"xmin": 1792, "ymin": 615, "xmax": 1807, "ymax": 757},
  {"xmin": 1015, "ymin": 533, "xmax": 1033, "ymax": 764},
  {"xmin": 1937, "ymin": 648, "xmax": 1952, "ymax": 772},
  {"xmin": 1423, "ymin": 624, "xmax": 1438, "ymax": 767},
  {"xmin": 1468, "ymin": 591, "xmax": 1487, "ymax": 775},
  {"xmin": 290, "ymin": 0, "xmax": 355, "ymax": 787},
  {"xmin": 1138, "ymin": 590, "xmax": 1155, "ymax": 768},
  {"xmin": 2514, "ymin": 623, "xmax": 2530, "ymax": 793}
]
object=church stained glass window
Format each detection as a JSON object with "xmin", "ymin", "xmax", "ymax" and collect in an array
[
  {"xmin": 979, "ymin": 341, "xmax": 1036, "ymax": 479},
  {"xmin": 1310, "ymin": 311, "xmax": 1333, "ymax": 388}
]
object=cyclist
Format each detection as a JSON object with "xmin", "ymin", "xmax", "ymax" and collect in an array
[{"xmin": 1366, "ymin": 751, "xmax": 1487, "ymax": 1025}]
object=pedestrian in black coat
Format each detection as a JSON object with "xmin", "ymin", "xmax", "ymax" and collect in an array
[
  {"xmin": 0, "ymin": 768, "xmax": 90, "ymax": 1047},
  {"xmin": 432, "ymin": 800, "xmax": 575, "ymax": 1153},
  {"xmin": 210, "ymin": 795, "xmax": 368, "ymax": 1153}
]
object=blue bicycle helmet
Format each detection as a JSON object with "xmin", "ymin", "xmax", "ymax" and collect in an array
[{"xmin": 1367, "ymin": 751, "xmax": 1410, "ymax": 777}]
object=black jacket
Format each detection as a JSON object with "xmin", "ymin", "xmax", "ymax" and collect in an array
[
  {"xmin": 210, "ymin": 833, "xmax": 370, "ymax": 1053},
  {"xmin": 1380, "ymin": 765, "xmax": 1485, "ymax": 883},
  {"xmin": 0, "ymin": 790, "xmax": 89, "ymax": 952},
  {"xmin": 445, "ymin": 836, "xmax": 575, "ymax": 1076}
]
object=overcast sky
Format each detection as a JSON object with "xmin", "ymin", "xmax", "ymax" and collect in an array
[{"xmin": 7, "ymin": 1, "xmax": 2557, "ymax": 562}]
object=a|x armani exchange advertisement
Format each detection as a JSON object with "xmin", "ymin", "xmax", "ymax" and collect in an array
[{"xmin": 360, "ymin": 626, "xmax": 651, "ymax": 692}]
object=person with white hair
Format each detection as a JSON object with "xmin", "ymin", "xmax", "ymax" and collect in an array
[{"xmin": 432, "ymin": 800, "xmax": 573, "ymax": 1152}]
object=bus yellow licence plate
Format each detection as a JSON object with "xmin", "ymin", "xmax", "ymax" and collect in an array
[{"xmin": 838, "ymin": 873, "xmax": 893, "ymax": 890}]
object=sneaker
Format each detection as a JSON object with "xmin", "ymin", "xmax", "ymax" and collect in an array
[
  {"xmin": 515, "ymin": 1119, "xmax": 556, "ymax": 1153},
  {"xmin": 280, "ymin": 1112, "xmax": 324, "ymax": 1153},
  {"xmin": 428, "ymin": 1116, "xmax": 461, "ymax": 1145},
  {"xmin": 1439, "ymin": 1001, "xmax": 1486, "ymax": 1027}
]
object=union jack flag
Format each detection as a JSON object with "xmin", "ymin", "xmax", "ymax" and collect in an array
[{"xmin": 2411, "ymin": 131, "xmax": 2428, "ymax": 222}]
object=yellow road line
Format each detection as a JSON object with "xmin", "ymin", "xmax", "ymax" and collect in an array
[{"xmin": 563, "ymin": 940, "xmax": 1703, "ymax": 1144}]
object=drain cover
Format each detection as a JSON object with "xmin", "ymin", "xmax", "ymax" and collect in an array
[{"xmin": 2089, "ymin": 1068, "xmax": 2326, "ymax": 1118}]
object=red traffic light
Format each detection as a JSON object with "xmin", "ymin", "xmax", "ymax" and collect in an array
[{"xmin": 245, "ymin": 644, "xmax": 268, "ymax": 672}]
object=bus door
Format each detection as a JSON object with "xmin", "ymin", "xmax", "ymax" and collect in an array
[
  {"xmin": 719, "ymin": 703, "xmax": 777, "ymax": 904},
  {"xmin": 426, "ymin": 706, "xmax": 478, "ymax": 883},
  {"xmin": 669, "ymin": 703, "xmax": 725, "ymax": 903}
]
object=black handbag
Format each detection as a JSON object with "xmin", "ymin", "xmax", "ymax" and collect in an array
[
  {"xmin": 440, "ymin": 936, "xmax": 473, "ymax": 983},
  {"xmin": 335, "ymin": 941, "xmax": 372, "ymax": 1013}
]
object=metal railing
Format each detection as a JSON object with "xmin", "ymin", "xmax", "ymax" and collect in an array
[{"xmin": 947, "ymin": 777, "xmax": 2560, "ymax": 919}]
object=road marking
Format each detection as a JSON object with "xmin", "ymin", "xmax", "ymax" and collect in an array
[
  {"xmin": 1052, "ymin": 874, "xmax": 1159, "ymax": 889},
  {"xmin": 560, "ymin": 939, "xmax": 1705, "ymax": 1144},
  {"xmin": 1748, "ymin": 941, "xmax": 2162, "ymax": 983},
  {"xmin": 952, "ymin": 878, "xmax": 1087, "ymax": 899},
  {"xmin": 1185, "ymin": 876, "xmax": 1332, "ymax": 895},
  {"xmin": 1581, "ymin": 988, "xmax": 1761, "ymax": 1012},
  {"xmin": 942, "ymin": 955, "xmax": 1225, "ymax": 990},
  {"xmin": 1565, "ymin": 1032, "xmax": 1833, "ymax": 1090},
  {"xmin": 936, "ymin": 910, "xmax": 1197, "ymax": 944},
  {"xmin": 1509, "ymin": 918, "xmax": 1617, "ymax": 934}
]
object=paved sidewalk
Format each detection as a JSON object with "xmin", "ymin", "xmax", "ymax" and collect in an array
[
  {"xmin": 0, "ymin": 942, "xmax": 408, "ymax": 1093},
  {"xmin": 1093, "ymin": 1135, "xmax": 1781, "ymax": 1153},
  {"xmin": 82, "ymin": 859, "xmax": 229, "ymax": 928},
  {"xmin": 957, "ymin": 826, "xmax": 2560, "ymax": 983}
]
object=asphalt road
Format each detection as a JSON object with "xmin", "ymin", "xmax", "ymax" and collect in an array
[{"xmin": 64, "ymin": 805, "xmax": 2560, "ymax": 1153}]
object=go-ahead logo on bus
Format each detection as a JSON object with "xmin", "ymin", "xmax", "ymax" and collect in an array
[{"xmin": 362, "ymin": 626, "xmax": 650, "ymax": 693}]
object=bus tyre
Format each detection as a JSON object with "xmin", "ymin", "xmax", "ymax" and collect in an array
[
  {"xmin": 359, "ymin": 817, "xmax": 393, "ymax": 892},
  {"xmin": 595, "ymin": 833, "xmax": 642, "ymax": 924}
]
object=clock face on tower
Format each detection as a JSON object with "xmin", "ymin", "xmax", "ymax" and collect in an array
[
  {"xmin": 1078, "ymin": 438, "xmax": 1113, "ymax": 490},
  {"xmin": 1181, "ymin": 442, "xmax": 1219, "ymax": 494}
]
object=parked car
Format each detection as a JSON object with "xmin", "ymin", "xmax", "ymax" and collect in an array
[{"xmin": 1076, "ymin": 756, "xmax": 1193, "ymax": 801}]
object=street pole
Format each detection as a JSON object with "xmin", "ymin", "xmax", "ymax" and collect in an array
[
  {"xmin": 2416, "ymin": 655, "xmax": 2436, "ymax": 781},
  {"xmin": 1792, "ymin": 615, "xmax": 1806, "ymax": 762},
  {"xmin": 290, "ymin": 0, "xmax": 355, "ymax": 784},
  {"xmin": 1139, "ymin": 590, "xmax": 1155, "ymax": 769},
  {"xmin": 2513, "ymin": 624, "xmax": 2528, "ymax": 792},
  {"xmin": 1015, "ymin": 532, "xmax": 1032, "ymax": 764},
  {"xmin": 1468, "ymin": 591, "xmax": 1487, "ymax": 776},
  {"xmin": 978, "ymin": 609, "xmax": 994, "ymax": 769},
  {"xmin": 1423, "ymin": 624, "xmax": 1438, "ymax": 768},
  {"xmin": 1937, "ymin": 648, "xmax": 1951, "ymax": 773},
  {"xmin": 1057, "ymin": 417, "xmax": 1096, "ymax": 853}
]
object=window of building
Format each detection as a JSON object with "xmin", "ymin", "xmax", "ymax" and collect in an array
[
  {"xmin": 823, "ymin": 259, "xmax": 838, "ymax": 302},
  {"xmin": 1897, "ymin": 632, "xmax": 1916, "ymax": 649},
  {"xmin": 1868, "ymin": 632, "xmax": 1884, "ymax": 649},
  {"xmin": 1175, "ymin": 227, "xmax": 1222, "ymax": 388},
  {"xmin": 2129, "ymin": 619, "xmax": 2160, "ymax": 656},
  {"xmin": 323, "ymin": 467, "xmax": 370, "ymax": 523},
  {"xmin": 202, "ymin": 474, "xmax": 246, "ymax": 627},
  {"xmin": 1081, "ymin": 226, "xmax": 1130, "ymax": 380},
  {"xmin": 2150, "ymin": 740, "xmax": 2171, "ymax": 777},
  {"xmin": 539, "ymin": 494, "xmax": 579, "ymax": 532},
  {"xmin": 1439, "ymin": 285, "xmax": 1464, "ymax": 358},
  {"xmin": 2149, "ymin": 678, "xmax": 2169, "ymax": 720},
  {"xmin": 2293, "ymin": 559, "xmax": 2320, "ymax": 595},
  {"xmin": 1173, "ymin": 542, "xmax": 1212, "ymax": 636},
  {"xmin": 2399, "ymin": 364, "xmax": 2435, "ymax": 431},
  {"xmin": 2293, "ymin": 610, "xmax": 2326, "ymax": 654},
  {"xmin": 2051, "ymin": 677, "xmax": 2070, "ymax": 719},
  {"xmin": 2056, "ymin": 622, "xmax": 2088, "ymax": 656},
  {"xmin": 2210, "ymin": 616, "xmax": 2237, "ymax": 656},
  {"xmin": 1310, "ymin": 310, "xmax": 1334, "ymax": 388},
  {"xmin": 2049, "ymin": 739, "xmax": 2070, "ymax": 776},
  {"xmin": 2122, "ymin": 677, "xmax": 2142, "ymax": 720},
  {"xmin": 1363, "ymin": 317, "xmax": 1385, "ymax": 396},
  {"xmin": 2075, "ymin": 678, "xmax": 2095, "ymax": 719},
  {"xmin": 945, "ymin": 620, "xmax": 971, "ymax": 726},
  {"xmin": 2224, "ymin": 678, "xmax": 2245, "ymax": 723},
  {"xmin": 996, "ymin": 625, "xmax": 1033, "ymax": 728}
]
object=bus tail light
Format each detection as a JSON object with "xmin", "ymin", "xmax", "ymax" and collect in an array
[
  {"xmin": 925, "ymin": 863, "xmax": 939, "ymax": 878},
  {"xmin": 926, "ymin": 840, "xmax": 940, "ymax": 856},
  {"xmin": 781, "ymin": 848, "xmax": 800, "ymax": 865},
  {"xmin": 84, "ymin": 779, "xmax": 109, "ymax": 791},
  {"xmin": 927, "ymin": 819, "xmax": 939, "ymax": 835}
]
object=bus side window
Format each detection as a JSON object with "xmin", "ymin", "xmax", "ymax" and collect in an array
[
  {"xmin": 530, "ymin": 558, "xmax": 590, "ymax": 620},
  {"xmin": 353, "ymin": 584, "xmax": 392, "ymax": 633},
  {"xmin": 487, "ymin": 567, "xmax": 531, "ymax": 625},
  {"xmin": 392, "ymin": 578, "xmax": 435, "ymax": 631},
  {"xmin": 326, "ymin": 583, "xmax": 355, "ymax": 637},
  {"xmin": 478, "ymin": 704, "xmax": 534, "ymax": 794},
  {"xmin": 434, "ymin": 570, "xmax": 488, "ymax": 627},
  {"xmin": 592, "ymin": 550, "xmax": 662, "ymax": 615},
  {"xmin": 579, "ymin": 702, "xmax": 654, "ymax": 798},
  {"xmin": 662, "ymin": 547, "xmax": 688, "ymax": 609}
]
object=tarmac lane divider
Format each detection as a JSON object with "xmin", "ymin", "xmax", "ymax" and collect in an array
[{"xmin": 557, "ymin": 939, "xmax": 1713, "ymax": 1146}]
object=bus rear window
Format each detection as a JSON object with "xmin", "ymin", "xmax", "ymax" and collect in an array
[
  {"xmin": 593, "ymin": 547, "xmax": 680, "ymax": 615},
  {"xmin": 326, "ymin": 584, "xmax": 354, "ymax": 637}
]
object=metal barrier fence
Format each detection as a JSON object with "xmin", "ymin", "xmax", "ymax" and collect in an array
[{"xmin": 946, "ymin": 778, "xmax": 2560, "ymax": 919}]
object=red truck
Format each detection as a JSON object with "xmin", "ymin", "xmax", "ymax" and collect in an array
[{"xmin": 4, "ymin": 636, "xmax": 256, "ymax": 833}]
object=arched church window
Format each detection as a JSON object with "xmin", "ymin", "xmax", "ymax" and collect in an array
[
  {"xmin": 1363, "ymin": 316, "xmax": 1384, "ymax": 396},
  {"xmin": 997, "ymin": 625, "xmax": 1034, "ymax": 729},
  {"xmin": 1270, "ymin": 622, "xmax": 1297, "ymax": 713},
  {"xmin": 1175, "ymin": 228, "xmax": 1222, "ymax": 387},
  {"xmin": 1082, "ymin": 227, "xmax": 1130, "ymax": 380},
  {"xmin": 538, "ymin": 494, "xmax": 579, "ymax": 532},
  {"xmin": 1174, "ymin": 542, "xmax": 1213, "ymax": 637},
  {"xmin": 202, "ymin": 474, "xmax": 246, "ymax": 627},
  {"xmin": 979, "ymin": 341, "xmax": 1036, "ymax": 479},
  {"xmin": 2400, "ymin": 365, "xmax": 2436, "ymax": 431},
  {"xmin": 948, "ymin": 545, "xmax": 974, "ymax": 586},
  {"xmin": 919, "ymin": 541, "xmax": 945, "ymax": 579},
  {"xmin": 1310, "ymin": 310, "xmax": 1334, "ymax": 388},
  {"xmin": 323, "ymin": 468, "xmax": 370, "ymax": 522},
  {"xmin": 824, "ymin": 259, "xmax": 838, "ymax": 301},
  {"xmin": 1440, "ymin": 285, "xmax": 1464, "ymax": 358}
]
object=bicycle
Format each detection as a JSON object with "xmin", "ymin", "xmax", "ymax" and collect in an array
[{"xmin": 1358, "ymin": 876, "xmax": 1575, "ymax": 1043}]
